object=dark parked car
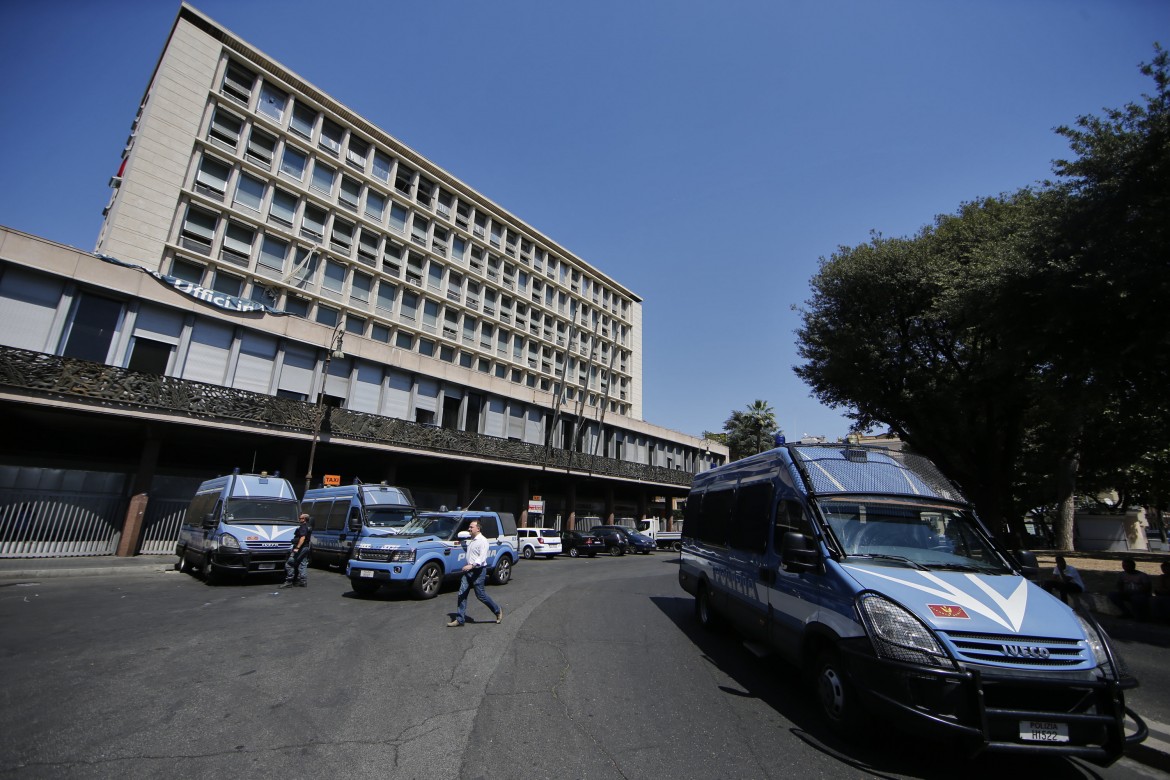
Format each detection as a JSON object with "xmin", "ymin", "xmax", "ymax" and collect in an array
[
  {"xmin": 589, "ymin": 526, "xmax": 628, "ymax": 556},
  {"xmin": 623, "ymin": 529, "xmax": 656, "ymax": 554},
  {"xmin": 560, "ymin": 530, "xmax": 605, "ymax": 558}
]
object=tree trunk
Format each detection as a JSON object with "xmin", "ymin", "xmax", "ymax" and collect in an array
[{"xmin": 1054, "ymin": 447, "xmax": 1080, "ymax": 550}]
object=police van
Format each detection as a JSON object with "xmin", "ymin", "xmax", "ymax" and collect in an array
[
  {"xmin": 347, "ymin": 510, "xmax": 518, "ymax": 599},
  {"xmin": 175, "ymin": 470, "xmax": 301, "ymax": 584},
  {"xmin": 300, "ymin": 481, "xmax": 416, "ymax": 568},
  {"xmin": 678, "ymin": 442, "xmax": 1146, "ymax": 764}
]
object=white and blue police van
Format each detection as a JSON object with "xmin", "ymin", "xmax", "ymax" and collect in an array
[
  {"xmin": 300, "ymin": 481, "xmax": 416, "ymax": 568},
  {"xmin": 175, "ymin": 470, "xmax": 301, "ymax": 584},
  {"xmin": 347, "ymin": 510, "xmax": 518, "ymax": 599},
  {"xmin": 678, "ymin": 442, "xmax": 1146, "ymax": 764}
]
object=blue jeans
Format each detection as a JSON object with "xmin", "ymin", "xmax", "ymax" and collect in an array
[
  {"xmin": 455, "ymin": 566, "xmax": 499, "ymax": 623},
  {"xmin": 284, "ymin": 549, "xmax": 309, "ymax": 584}
]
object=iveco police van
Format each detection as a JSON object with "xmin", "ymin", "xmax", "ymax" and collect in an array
[
  {"xmin": 175, "ymin": 470, "xmax": 301, "ymax": 584},
  {"xmin": 347, "ymin": 510, "xmax": 518, "ymax": 599},
  {"xmin": 300, "ymin": 481, "xmax": 416, "ymax": 568},
  {"xmin": 678, "ymin": 442, "xmax": 1146, "ymax": 764}
]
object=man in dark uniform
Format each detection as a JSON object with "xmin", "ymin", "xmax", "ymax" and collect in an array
[{"xmin": 282, "ymin": 513, "xmax": 312, "ymax": 588}]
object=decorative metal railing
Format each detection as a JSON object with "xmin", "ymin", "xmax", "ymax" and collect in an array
[{"xmin": 0, "ymin": 346, "xmax": 693, "ymax": 487}]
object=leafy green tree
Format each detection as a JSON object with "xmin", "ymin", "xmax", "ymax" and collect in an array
[{"xmin": 723, "ymin": 400, "xmax": 780, "ymax": 461}]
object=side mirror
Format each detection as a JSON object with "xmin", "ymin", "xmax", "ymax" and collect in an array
[
  {"xmin": 348, "ymin": 516, "xmax": 362, "ymax": 532},
  {"xmin": 202, "ymin": 513, "xmax": 217, "ymax": 529},
  {"xmin": 781, "ymin": 531, "xmax": 819, "ymax": 573},
  {"xmin": 1014, "ymin": 549, "xmax": 1040, "ymax": 580},
  {"xmin": 457, "ymin": 531, "xmax": 471, "ymax": 540}
]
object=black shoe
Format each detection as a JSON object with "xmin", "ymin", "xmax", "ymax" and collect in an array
[{"xmin": 280, "ymin": 581, "xmax": 294, "ymax": 589}]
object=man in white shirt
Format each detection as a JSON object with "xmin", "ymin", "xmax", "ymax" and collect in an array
[
  {"xmin": 1041, "ymin": 555, "xmax": 1086, "ymax": 604},
  {"xmin": 448, "ymin": 520, "xmax": 503, "ymax": 626}
]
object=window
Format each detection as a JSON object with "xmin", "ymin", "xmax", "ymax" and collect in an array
[
  {"xmin": 357, "ymin": 229, "xmax": 379, "ymax": 264},
  {"xmin": 395, "ymin": 165, "xmax": 414, "ymax": 196},
  {"xmin": 411, "ymin": 215, "xmax": 429, "ymax": 246},
  {"xmin": 451, "ymin": 236, "xmax": 466, "ymax": 263},
  {"xmin": 364, "ymin": 189, "xmax": 385, "ymax": 221},
  {"xmin": 207, "ymin": 107, "xmax": 242, "ymax": 150},
  {"xmin": 280, "ymin": 145, "xmax": 308, "ymax": 180},
  {"xmin": 339, "ymin": 176, "xmax": 361, "ymax": 210},
  {"xmin": 258, "ymin": 235, "xmax": 287, "ymax": 273},
  {"xmin": 180, "ymin": 205, "xmax": 218, "ymax": 255},
  {"xmin": 195, "ymin": 155, "xmax": 231, "ymax": 198},
  {"xmin": 170, "ymin": 257, "xmax": 204, "ymax": 284},
  {"xmin": 400, "ymin": 291, "xmax": 418, "ymax": 322},
  {"xmin": 389, "ymin": 203, "xmax": 408, "ymax": 233},
  {"xmin": 127, "ymin": 337, "xmax": 172, "ymax": 376},
  {"xmin": 345, "ymin": 316, "xmax": 365, "ymax": 336},
  {"xmin": 376, "ymin": 281, "xmax": 397, "ymax": 312},
  {"xmin": 221, "ymin": 61, "xmax": 255, "ymax": 104},
  {"xmin": 268, "ymin": 188, "xmax": 298, "ymax": 227},
  {"xmin": 257, "ymin": 82, "xmax": 288, "ymax": 122},
  {"xmin": 246, "ymin": 127, "xmax": 277, "ymax": 168},
  {"xmin": 331, "ymin": 218, "xmax": 354, "ymax": 254},
  {"xmin": 221, "ymin": 222, "xmax": 255, "ymax": 265},
  {"xmin": 462, "ymin": 315, "xmax": 476, "ymax": 343},
  {"xmin": 382, "ymin": 241, "xmax": 403, "ymax": 275},
  {"xmin": 211, "ymin": 270, "xmax": 243, "ymax": 296},
  {"xmin": 316, "ymin": 305, "xmax": 340, "ymax": 327},
  {"xmin": 447, "ymin": 272, "xmax": 462, "ymax": 302},
  {"xmin": 285, "ymin": 297, "xmax": 310, "ymax": 318},
  {"xmin": 233, "ymin": 173, "xmax": 266, "ymax": 212},
  {"xmin": 474, "ymin": 213, "xmax": 487, "ymax": 238},
  {"xmin": 319, "ymin": 118, "xmax": 344, "ymax": 156},
  {"xmin": 371, "ymin": 323, "xmax": 390, "ymax": 343},
  {"xmin": 422, "ymin": 299, "xmax": 439, "ymax": 332},
  {"xmin": 730, "ymin": 482, "xmax": 773, "ymax": 553},
  {"xmin": 346, "ymin": 136, "xmax": 369, "ymax": 170},
  {"xmin": 310, "ymin": 161, "xmax": 335, "ymax": 195},
  {"xmin": 395, "ymin": 332, "xmax": 413, "ymax": 349},
  {"xmin": 416, "ymin": 176, "xmax": 435, "ymax": 208},
  {"xmin": 427, "ymin": 262, "xmax": 442, "ymax": 292},
  {"xmin": 322, "ymin": 260, "xmax": 346, "ymax": 295},
  {"xmin": 372, "ymin": 151, "xmax": 393, "ymax": 182},
  {"xmin": 351, "ymin": 271, "xmax": 372, "ymax": 305},
  {"xmin": 62, "ymin": 293, "xmax": 122, "ymax": 363},
  {"xmin": 440, "ymin": 345, "xmax": 455, "ymax": 363},
  {"xmin": 406, "ymin": 253, "xmax": 424, "ymax": 285},
  {"xmin": 289, "ymin": 102, "xmax": 316, "ymax": 138},
  {"xmin": 418, "ymin": 339, "xmax": 435, "ymax": 358},
  {"xmin": 301, "ymin": 203, "xmax": 326, "ymax": 240}
]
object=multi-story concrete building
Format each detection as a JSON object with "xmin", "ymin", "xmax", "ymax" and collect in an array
[{"xmin": 0, "ymin": 4, "xmax": 726, "ymax": 558}]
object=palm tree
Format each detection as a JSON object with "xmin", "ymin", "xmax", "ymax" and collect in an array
[{"xmin": 723, "ymin": 400, "xmax": 780, "ymax": 461}]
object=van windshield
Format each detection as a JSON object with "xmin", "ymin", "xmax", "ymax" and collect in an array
[
  {"xmin": 818, "ymin": 499, "xmax": 1010, "ymax": 573},
  {"xmin": 366, "ymin": 507, "xmax": 415, "ymax": 529},
  {"xmin": 398, "ymin": 514, "xmax": 461, "ymax": 540},
  {"xmin": 223, "ymin": 499, "xmax": 300, "ymax": 525}
]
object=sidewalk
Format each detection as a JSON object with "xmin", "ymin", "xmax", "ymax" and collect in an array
[{"xmin": 0, "ymin": 554, "xmax": 175, "ymax": 581}]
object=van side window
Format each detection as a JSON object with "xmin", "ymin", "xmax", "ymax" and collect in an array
[
  {"xmin": 327, "ymin": 500, "xmax": 349, "ymax": 531},
  {"xmin": 682, "ymin": 494, "xmax": 701, "ymax": 537},
  {"xmin": 346, "ymin": 507, "xmax": 361, "ymax": 530},
  {"xmin": 480, "ymin": 516, "xmax": 500, "ymax": 537},
  {"xmin": 773, "ymin": 499, "xmax": 812, "ymax": 550},
  {"xmin": 730, "ymin": 481, "xmax": 772, "ymax": 554},
  {"xmin": 308, "ymin": 500, "xmax": 331, "ymax": 531},
  {"xmin": 698, "ymin": 488, "xmax": 733, "ymax": 546}
]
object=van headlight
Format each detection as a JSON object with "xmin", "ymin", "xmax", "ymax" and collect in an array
[
  {"xmin": 216, "ymin": 533, "xmax": 241, "ymax": 551},
  {"xmin": 1074, "ymin": 612, "xmax": 1126, "ymax": 679},
  {"xmin": 857, "ymin": 592, "xmax": 954, "ymax": 669}
]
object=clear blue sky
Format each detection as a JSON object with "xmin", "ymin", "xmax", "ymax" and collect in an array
[{"xmin": 1, "ymin": 1, "xmax": 1165, "ymax": 440}]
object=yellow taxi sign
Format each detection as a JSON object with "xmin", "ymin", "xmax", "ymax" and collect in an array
[{"xmin": 323, "ymin": 474, "xmax": 341, "ymax": 487}]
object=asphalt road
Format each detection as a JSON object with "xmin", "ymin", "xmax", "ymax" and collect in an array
[{"xmin": 1, "ymin": 554, "xmax": 1167, "ymax": 779}]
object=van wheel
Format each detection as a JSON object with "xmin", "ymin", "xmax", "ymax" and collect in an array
[
  {"xmin": 695, "ymin": 585, "xmax": 720, "ymax": 632},
  {"xmin": 351, "ymin": 578, "xmax": 379, "ymax": 596},
  {"xmin": 412, "ymin": 562, "xmax": 443, "ymax": 600},
  {"xmin": 815, "ymin": 649, "xmax": 860, "ymax": 732},
  {"xmin": 568, "ymin": 547, "xmax": 580, "ymax": 558},
  {"xmin": 522, "ymin": 546, "xmax": 535, "ymax": 560},
  {"xmin": 175, "ymin": 551, "xmax": 190, "ymax": 573},
  {"xmin": 201, "ymin": 556, "xmax": 219, "ymax": 586},
  {"xmin": 491, "ymin": 556, "xmax": 513, "ymax": 585}
]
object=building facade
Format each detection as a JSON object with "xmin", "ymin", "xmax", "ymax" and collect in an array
[{"xmin": 0, "ymin": 4, "xmax": 726, "ymax": 558}]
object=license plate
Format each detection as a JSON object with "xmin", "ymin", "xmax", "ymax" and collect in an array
[
  {"xmin": 258, "ymin": 563, "xmax": 275, "ymax": 570},
  {"xmin": 1020, "ymin": 720, "xmax": 1069, "ymax": 742},
  {"xmin": 360, "ymin": 570, "xmax": 374, "ymax": 578}
]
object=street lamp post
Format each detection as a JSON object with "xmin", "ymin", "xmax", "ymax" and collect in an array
[{"xmin": 304, "ymin": 325, "xmax": 345, "ymax": 493}]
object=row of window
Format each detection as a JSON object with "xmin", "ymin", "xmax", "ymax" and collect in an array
[
  {"xmin": 214, "ymin": 59, "xmax": 630, "ymax": 317},
  {"xmin": 190, "ymin": 147, "xmax": 630, "ymax": 350},
  {"xmin": 167, "ymin": 254, "xmax": 629, "ymax": 408}
]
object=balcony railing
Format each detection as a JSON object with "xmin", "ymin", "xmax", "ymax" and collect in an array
[{"xmin": 0, "ymin": 346, "xmax": 692, "ymax": 487}]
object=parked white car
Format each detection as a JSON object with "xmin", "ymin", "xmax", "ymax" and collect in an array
[{"xmin": 517, "ymin": 528, "xmax": 562, "ymax": 559}]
